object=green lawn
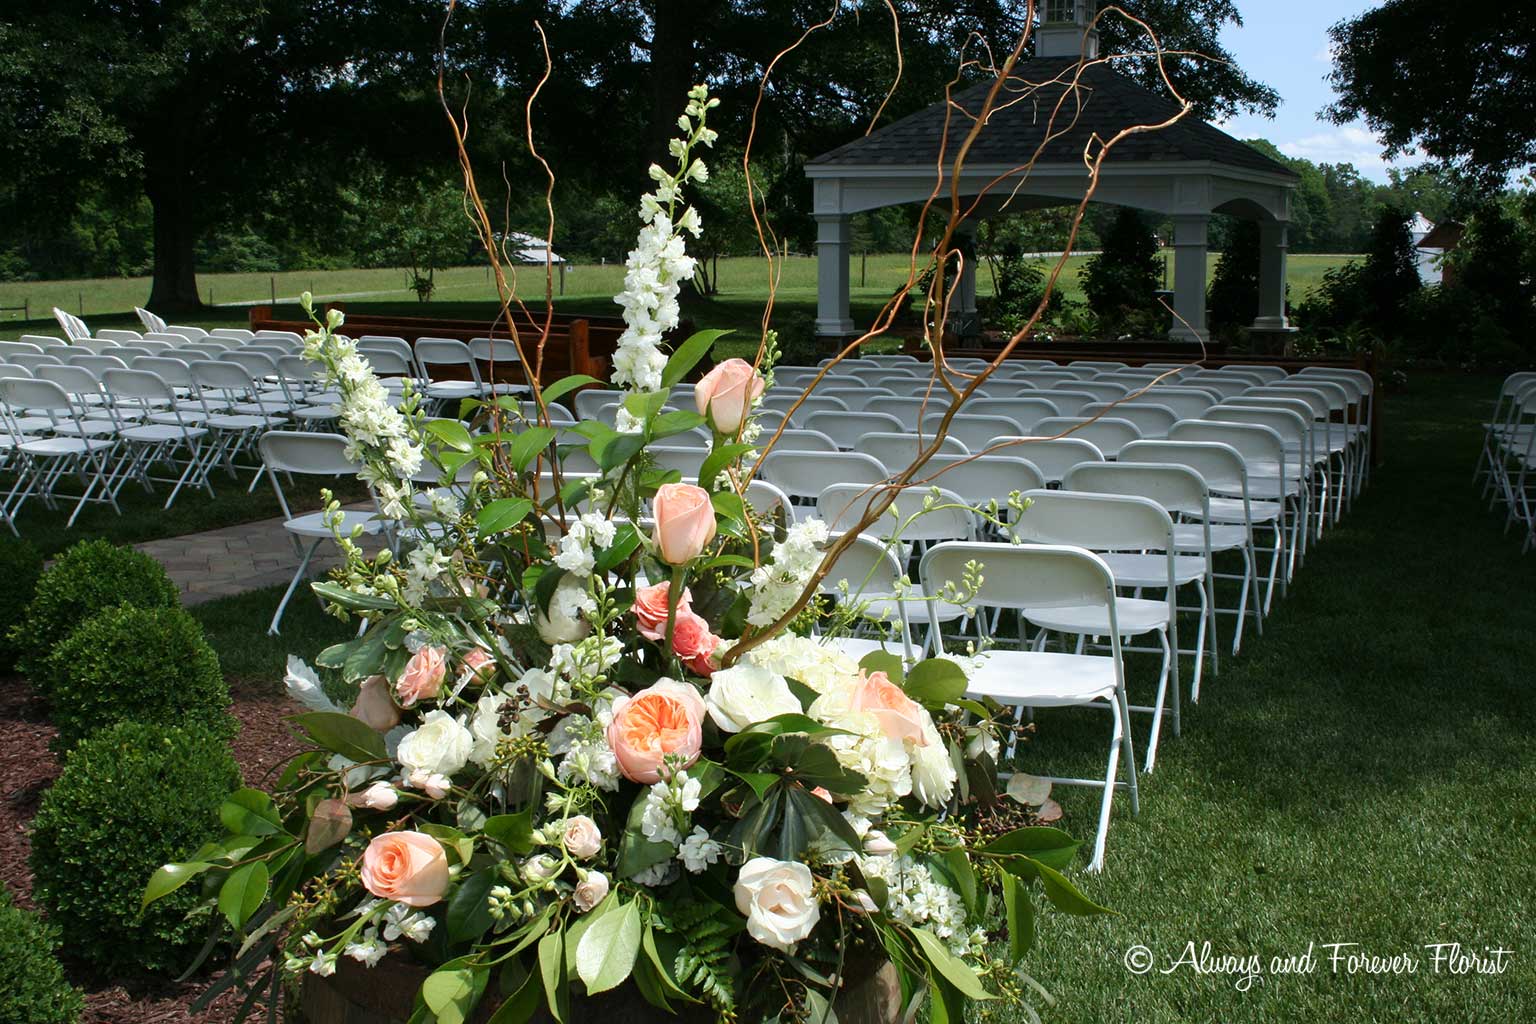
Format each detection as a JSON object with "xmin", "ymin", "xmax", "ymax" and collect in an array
[
  {"xmin": 1014, "ymin": 372, "xmax": 1535, "ymax": 1022},
  {"xmin": 1, "ymin": 252, "xmax": 1354, "ymax": 337}
]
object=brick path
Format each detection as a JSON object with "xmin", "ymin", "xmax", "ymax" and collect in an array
[{"xmin": 136, "ymin": 509, "xmax": 384, "ymax": 605}]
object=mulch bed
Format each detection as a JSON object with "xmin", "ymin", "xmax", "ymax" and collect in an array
[{"xmin": 0, "ymin": 676, "xmax": 309, "ymax": 1023}]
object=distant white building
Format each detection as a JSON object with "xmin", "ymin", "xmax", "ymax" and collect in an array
[
  {"xmin": 1409, "ymin": 212, "xmax": 1442, "ymax": 285},
  {"xmin": 502, "ymin": 232, "xmax": 565, "ymax": 265}
]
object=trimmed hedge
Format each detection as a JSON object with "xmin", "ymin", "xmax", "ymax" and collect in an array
[
  {"xmin": 14, "ymin": 540, "xmax": 179, "ymax": 689},
  {"xmin": 42, "ymin": 604, "xmax": 233, "ymax": 753},
  {"xmin": 0, "ymin": 889, "xmax": 83, "ymax": 1024},
  {"xmin": 0, "ymin": 540, "xmax": 44, "ymax": 672},
  {"xmin": 30, "ymin": 722, "xmax": 240, "ymax": 978}
]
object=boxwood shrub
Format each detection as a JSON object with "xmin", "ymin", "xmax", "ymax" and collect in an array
[
  {"xmin": 42, "ymin": 604, "xmax": 234, "ymax": 753},
  {"xmin": 13, "ymin": 539, "xmax": 179, "ymax": 688},
  {"xmin": 30, "ymin": 722, "xmax": 240, "ymax": 978},
  {"xmin": 0, "ymin": 539, "xmax": 43, "ymax": 672},
  {"xmin": 0, "ymin": 889, "xmax": 83, "ymax": 1024}
]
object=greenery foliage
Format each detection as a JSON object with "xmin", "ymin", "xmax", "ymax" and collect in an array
[
  {"xmin": 1080, "ymin": 208, "xmax": 1162, "ymax": 334},
  {"xmin": 13, "ymin": 539, "xmax": 179, "ymax": 686},
  {"xmin": 43, "ymin": 604, "xmax": 233, "ymax": 753},
  {"xmin": 1206, "ymin": 219, "xmax": 1260, "ymax": 336},
  {"xmin": 30, "ymin": 722, "xmax": 240, "ymax": 978},
  {"xmin": 0, "ymin": 889, "xmax": 84, "ymax": 1024},
  {"xmin": 0, "ymin": 540, "xmax": 44, "ymax": 671}
]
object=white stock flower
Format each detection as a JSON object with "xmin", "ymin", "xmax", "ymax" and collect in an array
[
  {"xmin": 856, "ymin": 854, "xmax": 969, "ymax": 954},
  {"xmin": 734, "ymin": 858, "xmax": 821, "ymax": 952},
  {"xmin": 679, "ymin": 826, "xmax": 722, "ymax": 873},
  {"xmin": 704, "ymin": 664, "xmax": 801, "ymax": 733},
  {"xmin": 745, "ymin": 518, "xmax": 830, "ymax": 627}
]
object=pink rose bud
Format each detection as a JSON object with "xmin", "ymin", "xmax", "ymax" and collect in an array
[
  {"xmin": 351, "ymin": 675, "xmax": 401, "ymax": 732},
  {"xmin": 652, "ymin": 483, "xmax": 717, "ymax": 565},
  {"xmin": 695, "ymin": 358, "xmax": 765, "ymax": 433},
  {"xmin": 345, "ymin": 781, "xmax": 399, "ymax": 811},
  {"xmin": 562, "ymin": 815, "xmax": 603, "ymax": 859},
  {"xmin": 397, "ymin": 646, "xmax": 448, "ymax": 707},
  {"xmin": 359, "ymin": 831, "xmax": 450, "ymax": 907},
  {"xmin": 670, "ymin": 610, "xmax": 721, "ymax": 678},
  {"xmin": 850, "ymin": 670, "xmax": 929, "ymax": 746},
  {"xmin": 461, "ymin": 647, "xmax": 496, "ymax": 682},
  {"xmin": 574, "ymin": 870, "xmax": 610, "ymax": 913},
  {"xmin": 811, "ymin": 787, "xmax": 834, "ymax": 804}
]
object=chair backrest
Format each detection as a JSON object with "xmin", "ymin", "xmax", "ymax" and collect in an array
[
  {"xmin": 574, "ymin": 389, "xmax": 622, "ymax": 421},
  {"xmin": 1068, "ymin": 360, "xmax": 1128, "ymax": 374},
  {"xmin": 0, "ymin": 363, "xmax": 33, "ymax": 379},
  {"xmin": 918, "ymin": 453, "xmax": 1047, "ymax": 511},
  {"xmin": 209, "ymin": 328, "xmax": 255, "ymax": 341},
  {"xmin": 20, "ymin": 334, "xmax": 67, "ymax": 349},
  {"xmin": 135, "ymin": 307, "xmax": 169, "ymax": 334},
  {"xmin": 859, "ymin": 431, "xmax": 968, "ymax": 470},
  {"xmin": 468, "ymin": 337, "xmax": 524, "ymax": 369},
  {"xmin": 190, "ymin": 359, "xmax": 262, "ymax": 396},
  {"xmin": 0, "ymin": 376, "xmax": 74, "ymax": 414},
  {"xmin": 10, "ymin": 352, "xmax": 62, "ymax": 372},
  {"xmin": 94, "ymin": 329, "xmax": 140, "ymax": 343},
  {"xmin": 1137, "ymin": 386, "xmax": 1216, "ymax": 420},
  {"xmin": 163, "ymin": 325, "xmax": 209, "ymax": 341},
  {"xmin": 987, "ymin": 436, "xmax": 1103, "ymax": 482},
  {"xmin": 68, "ymin": 353, "xmax": 128, "ymax": 374},
  {"xmin": 1080, "ymin": 402, "xmax": 1178, "ymax": 439},
  {"xmin": 919, "ymin": 413, "xmax": 1025, "ymax": 452},
  {"xmin": 0, "ymin": 340, "xmax": 44, "ymax": 357},
  {"xmin": 862, "ymin": 353, "xmax": 920, "ymax": 365},
  {"xmin": 1062, "ymin": 461, "xmax": 1210, "ymax": 520},
  {"xmin": 37, "ymin": 364, "xmax": 103, "ymax": 398},
  {"xmin": 1180, "ymin": 376, "xmax": 1248, "ymax": 400},
  {"xmin": 802, "ymin": 410, "xmax": 905, "ymax": 447},
  {"xmin": 143, "ymin": 332, "xmax": 191, "ymax": 346},
  {"xmin": 1298, "ymin": 366, "xmax": 1373, "ymax": 394},
  {"xmin": 863, "ymin": 396, "xmax": 937, "ymax": 431},
  {"xmin": 51, "ymin": 309, "xmax": 90, "ymax": 341},
  {"xmin": 758, "ymin": 450, "xmax": 889, "ymax": 501},
  {"xmin": 1168, "ymin": 420, "xmax": 1285, "ymax": 472},
  {"xmin": 102, "ymin": 367, "xmax": 176, "ymax": 402},
  {"xmin": 415, "ymin": 338, "xmax": 480, "ymax": 383},
  {"xmin": 1017, "ymin": 370, "xmax": 1079, "ymax": 386},
  {"xmin": 786, "ymin": 395, "xmax": 852, "ymax": 423},
  {"xmin": 133, "ymin": 355, "xmax": 196, "ymax": 388},
  {"xmin": 764, "ymin": 428, "xmax": 838, "ymax": 453},
  {"xmin": 818, "ymin": 387, "xmax": 896, "ymax": 412},
  {"xmin": 1119, "ymin": 439, "xmax": 1251, "ymax": 499},
  {"xmin": 252, "ymin": 330, "xmax": 304, "ymax": 345},
  {"xmin": 360, "ymin": 349, "xmax": 415, "ymax": 379},
  {"xmin": 1032, "ymin": 416, "xmax": 1142, "ymax": 458},
  {"xmin": 1049, "ymin": 380, "xmax": 1129, "ymax": 404},
  {"xmin": 1034, "ymin": 389, "xmax": 1097, "ymax": 416},
  {"xmin": 1206, "ymin": 405, "xmax": 1307, "ymax": 448},
  {"xmin": 816, "ymin": 483, "xmax": 974, "ymax": 543},
  {"xmin": 1228, "ymin": 364, "xmax": 1288, "ymax": 383},
  {"xmin": 224, "ymin": 351, "xmax": 279, "ymax": 376},
  {"xmin": 649, "ymin": 446, "xmax": 707, "ymax": 476},
  {"xmin": 1012, "ymin": 488, "xmax": 1174, "ymax": 554},
  {"xmin": 965, "ymin": 396, "xmax": 1060, "ymax": 430},
  {"xmin": 919, "ymin": 542, "xmax": 1122, "ymax": 635},
  {"xmin": 259, "ymin": 430, "xmax": 359, "ymax": 476}
]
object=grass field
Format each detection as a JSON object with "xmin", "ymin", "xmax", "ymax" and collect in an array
[{"xmin": 0, "ymin": 252, "xmax": 1354, "ymax": 331}]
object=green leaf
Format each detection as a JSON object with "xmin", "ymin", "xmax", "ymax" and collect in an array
[
  {"xmin": 697, "ymin": 442, "xmax": 754, "ymax": 491},
  {"xmin": 487, "ymin": 959, "xmax": 544, "ymax": 1023},
  {"xmin": 419, "ymin": 824, "xmax": 474, "ymax": 866},
  {"xmin": 1029, "ymin": 858, "xmax": 1113, "ymax": 916},
  {"xmin": 775, "ymin": 789, "xmax": 812, "ymax": 861},
  {"xmin": 310, "ymin": 581, "xmax": 397, "ymax": 612},
  {"xmin": 911, "ymin": 927, "xmax": 994, "ymax": 1000},
  {"xmin": 143, "ymin": 861, "xmax": 214, "ymax": 909},
  {"xmin": 220, "ymin": 789, "xmax": 284, "ymax": 837},
  {"xmin": 780, "ymin": 738, "xmax": 868, "ymax": 794},
  {"xmin": 789, "ymin": 785, "xmax": 863, "ymax": 854},
  {"xmin": 652, "ymin": 408, "xmax": 706, "ymax": 438},
  {"xmin": 422, "ymin": 966, "xmax": 483, "ymax": 1024},
  {"xmin": 478, "ymin": 497, "xmax": 534, "ymax": 540},
  {"xmin": 342, "ymin": 625, "xmax": 390, "ymax": 681},
  {"xmin": 617, "ymin": 793, "xmax": 677, "ymax": 879},
  {"xmin": 593, "ymin": 523, "xmax": 641, "ymax": 573},
  {"xmin": 426, "ymin": 419, "xmax": 474, "ymax": 453},
  {"xmin": 539, "ymin": 374, "xmax": 603, "ymax": 406},
  {"xmin": 593, "ymin": 430, "xmax": 647, "ymax": 472},
  {"xmin": 727, "ymin": 768, "xmax": 782, "ymax": 801},
  {"xmin": 292, "ymin": 712, "xmax": 387, "ymax": 764},
  {"xmin": 858, "ymin": 649, "xmax": 906, "ymax": 683},
  {"xmin": 663, "ymin": 329, "xmax": 732, "ymax": 388},
  {"xmin": 981, "ymin": 826, "xmax": 1081, "ymax": 871},
  {"xmin": 537, "ymin": 930, "xmax": 569, "ymax": 1023},
  {"xmin": 506, "ymin": 427, "xmax": 558, "ymax": 473},
  {"xmin": 217, "ymin": 861, "xmax": 269, "ymax": 932},
  {"xmin": 448, "ymin": 868, "xmax": 497, "ymax": 943},
  {"xmin": 484, "ymin": 811, "xmax": 536, "ymax": 856},
  {"xmin": 623, "ymin": 389, "xmax": 669, "ymax": 423},
  {"xmin": 940, "ymin": 848, "xmax": 979, "ymax": 917},
  {"xmin": 710, "ymin": 491, "xmax": 748, "ymax": 537},
  {"xmin": 999, "ymin": 872, "xmax": 1035, "ymax": 964},
  {"xmin": 642, "ymin": 926, "xmax": 694, "ymax": 1002},
  {"xmin": 576, "ymin": 900, "xmax": 642, "ymax": 994},
  {"xmin": 903, "ymin": 658, "xmax": 968, "ymax": 707}
]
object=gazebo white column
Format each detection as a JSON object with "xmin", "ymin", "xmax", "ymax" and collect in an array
[
  {"xmin": 1168, "ymin": 213, "xmax": 1210, "ymax": 344},
  {"xmin": 954, "ymin": 222, "xmax": 980, "ymax": 334},
  {"xmin": 814, "ymin": 214, "xmax": 855, "ymax": 338},
  {"xmin": 1253, "ymin": 221, "xmax": 1291, "ymax": 329}
]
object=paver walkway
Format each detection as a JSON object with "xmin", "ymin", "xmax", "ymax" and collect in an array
[{"xmin": 136, "ymin": 507, "xmax": 383, "ymax": 605}]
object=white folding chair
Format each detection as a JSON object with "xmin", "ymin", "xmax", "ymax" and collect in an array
[
  {"xmin": 1032, "ymin": 416, "xmax": 1142, "ymax": 458},
  {"xmin": 0, "ymin": 377, "xmax": 120, "ymax": 531},
  {"xmin": 920, "ymin": 541, "xmax": 1139, "ymax": 872},
  {"xmin": 988, "ymin": 436, "xmax": 1104, "ymax": 484},
  {"xmin": 135, "ymin": 307, "xmax": 169, "ymax": 334},
  {"xmin": 802, "ymin": 410, "xmax": 904, "ymax": 449},
  {"xmin": 859, "ymin": 431, "xmax": 968, "ymax": 470},
  {"xmin": 757, "ymin": 450, "xmax": 888, "ymax": 510},
  {"xmin": 818, "ymin": 533, "xmax": 918, "ymax": 663},
  {"xmin": 920, "ymin": 413, "xmax": 1026, "ymax": 452},
  {"xmin": 1080, "ymin": 402, "xmax": 1178, "ymax": 440},
  {"xmin": 966, "ymin": 396, "xmax": 1061, "ymax": 431},
  {"xmin": 102, "ymin": 368, "xmax": 218, "ymax": 507}
]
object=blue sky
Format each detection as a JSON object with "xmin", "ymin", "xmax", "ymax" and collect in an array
[{"xmin": 1214, "ymin": 1, "xmax": 1411, "ymax": 182}]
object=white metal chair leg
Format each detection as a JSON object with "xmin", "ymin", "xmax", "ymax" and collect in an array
[{"xmin": 269, "ymin": 538, "xmax": 323, "ymax": 635}]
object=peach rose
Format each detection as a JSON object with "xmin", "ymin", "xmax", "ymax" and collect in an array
[
  {"xmin": 397, "ymin": 645, "xmax": 447, "ymax": 707},
  {"xmin": 351, "ymin": 675, "xmax": 401, "ymax": 732},
  {"xmin": 562, "ymin": 815, "xmax": 602, "ymax": 859},
  {"xmin": 461, "ymin": 647, "xmax": 496, "ymax": 682},
  {"xmin": 695, "ymin": 358, "xmax": 765, "ymax": 433},
  {"xmin": 606, "ymin": 678, "xmax": 706, "ymax": 783},
  {"xmin": 634, "ymin": 581, "xmax": 692, "ymax": 641},
  {"xmin": 574, "ymin": 870, "xmax": 609, "ymax": 913},
  {"xmin": 670, "ymin": 611, "xmax": 720, "ymax": 678},
  {"xmin": 652, "ymin": 484, "xmax": 717, "ymax": 565},
  {"xmin": 850, "ymin": 671, "xmax": 928, "ymax": 746},
  {"xmin": 359, "ymin": 831, "xmax": 450, "ymax": 907}
]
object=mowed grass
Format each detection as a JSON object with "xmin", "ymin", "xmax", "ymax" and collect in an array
[
  {"xmin": 1009, "ymin": 372, "xmax": 1535, "ymax": 1022},
  {"xmin": 0, "ymin": 253, "xmax": 1354, "ymax": 330}
]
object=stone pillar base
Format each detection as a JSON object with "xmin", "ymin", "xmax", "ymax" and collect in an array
[{"xmin": 1246, "ymin": 324, "xmax": 1299, "ymax": 356}]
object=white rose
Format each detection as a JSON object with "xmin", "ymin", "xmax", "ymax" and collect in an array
[
  {"xmin": 705, "ymin": 665, "xmax": 801, "ymax": 733},
  {"xmin": 733, "ymin": 857, "xmax": 821, "ymax": 952},
  {"xmin": 396, "ymin": 710, "xmax": 473, "ymax": 780},
  {"xmin": 910, "ymin": 718, "xmax": 957, "ymax": 808},
  {"xmin": 562, "ymin": 815, "xmax": 603, "ymax": 859},
  {"xmin": 574, "ymin": 870, "xmax": 610, "ymax": 912},
  {"xmin": 467, "ymin": 690, "xmax": 511, "ymax": 768}
]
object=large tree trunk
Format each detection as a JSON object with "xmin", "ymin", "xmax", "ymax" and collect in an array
[
  {"xmin": 647, "ymin": 0, "xmax": 703, "ymax": 167},
  {"xmin": 145, "ymin": 150, "xmax": 203, "ymax": 314}
]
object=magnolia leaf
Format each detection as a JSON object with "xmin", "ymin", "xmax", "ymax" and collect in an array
[
  {"xmin": 422, "ymin": 966, "xmax": 482, "ymax": 1024},
  {"xmin": 304, "ymin": 799, "xmax": 353, "ymax": 854},
  {"xmin": 1030, "ymin": 859, "xmax": 1113, "ymax": 916},
  {"xmin": 1005, "ymin": 774, "xmax": 1053, "ymax": 806},
  {"xmin": 538, "ymin": 930, "xmax": 569, "ymax": 1023},
  {"xmin": 220, "ymin": 788, "xmax": 284, "ymax": 837},
  {"xmin": 292, "ymin": 712, "xmax": 387, "ymax": 764},
  {"xmin": 911, "ymin": 927, "xmax": 994, "ymax": 1000},
  {"xmin": 447, "ymin": 869, "xmax": 498, "ymax": 943},
  {"xmin": 999, "ymin": 872, "xmax": 1035, "ymax": 965},
  {"xmin": 576, "ymin": 900, "xmax": 642, "ymax": 993},
  {"xmin": 539, "ymin": 374, "xmax": 603, "ymax": 406},
  {"xmin": 506, "ymin": 427, "xmax": 558, "ymax": 473},
  {"xmin": 857, "ymin": 649, "xmax": 906, "ymax": 683},
  {"xmin": 903, "ymin": 658, "xmax": 968, "ymax": 707},
  {"xmin": 143, "ymin": 861, "xmax": 213, "ymax": 909},
  {"xmin": 484, "ymin": 811, "xmax": 536, "ymax": 855},
  {"xmin": 217, "ymin": 861, "xmax": 269, "ymax": 932}
]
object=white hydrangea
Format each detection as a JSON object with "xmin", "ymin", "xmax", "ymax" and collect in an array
[
  {"xmin": 857, "ymin": 854, "xmax": 970, "ymax": 955},
  {"xmin": 745, "ymin": 518, "xmax": 830, "ymax": 627},
  {"xmin": 742, "ymin": 633, "xmax": 860, "ymax": 696}
]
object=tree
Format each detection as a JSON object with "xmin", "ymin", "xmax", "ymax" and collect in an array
[
  {"xmin": 1206, "ymin": 218, "xmax": 1259, "ymax": 334},
  {"xmin": 1080, "ymin": 207, "xmax": 1161, "ymax": 327},
  {"xmin": 1326, "ymin": 1, "xmax": 1536, "ymax": 190}
]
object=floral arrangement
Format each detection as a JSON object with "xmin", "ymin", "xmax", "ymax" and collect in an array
[{"xmin": 144, "ymin": 86, "xmax": 1104, "ymax": 1023}]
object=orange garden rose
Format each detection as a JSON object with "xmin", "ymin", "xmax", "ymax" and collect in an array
[
  {"xmin": 850, "ymin": 670, "xmax": 929, "ymax": 746},
  {"xmin": 652, "ymin": 483, "xmax": 717, "ymax": 565},
  {"xmin": 359, "ymin": 831, "xmax": 450, "ymax": 907},
  {"xmin": 606, "ymin": 678, "xmax": 706, "ymax": 783},
  {"xmin": 695, "ymin": 357, "xmax": 765, "ymax": 433}
]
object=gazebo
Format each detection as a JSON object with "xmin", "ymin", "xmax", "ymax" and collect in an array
[{"xmin": 804, "ymin": 0, "xmax": 1298, "ymax": 345}]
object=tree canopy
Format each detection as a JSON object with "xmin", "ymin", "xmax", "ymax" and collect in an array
[{"xmin": 1326, "ymin": 0, "xmax": 1536, "ymax": 190}]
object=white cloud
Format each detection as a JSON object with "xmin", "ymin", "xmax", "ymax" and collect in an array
[{"xmin": 1276, "ymin": 123, "xmax": 1415, "ymax": 180}]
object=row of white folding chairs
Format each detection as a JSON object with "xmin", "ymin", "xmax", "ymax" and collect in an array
[{"xmin": 1478, "ymin": 372, "xmax": 1536, "ymax": 551}]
